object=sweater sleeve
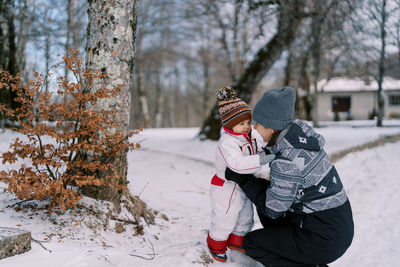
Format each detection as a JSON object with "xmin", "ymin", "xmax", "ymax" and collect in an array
[
  {"xmin": 218, "ymin": 139, "xmax": 261, "ymax": 174},
  {"xmin": 262, "ymin": 159, "xmax": 303, "ymax": 219}
]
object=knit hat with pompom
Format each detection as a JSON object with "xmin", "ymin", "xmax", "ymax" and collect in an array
[{"xmin": 217, "ymin": 87, "xmax": 252, "ymax": 130}]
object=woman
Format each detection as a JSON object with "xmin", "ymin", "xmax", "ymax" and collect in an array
[{"xmin": 224, "ymin": 87, "xmax": 354, "ymax": 267}]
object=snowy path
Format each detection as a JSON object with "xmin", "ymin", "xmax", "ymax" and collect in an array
[{"xmin": 333, "ymin": 140, "xmax": 400, "ymax": 267}]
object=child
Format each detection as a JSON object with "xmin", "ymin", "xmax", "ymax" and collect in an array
[{"xmin": 207, "ymin": 87, "xmax": 275, "ymax": 262}]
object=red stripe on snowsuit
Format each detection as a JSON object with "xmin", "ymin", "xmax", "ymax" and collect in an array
[
  {"xmin": 226, "ymin": 184, "xmax": 237, "ymax": 214},
  {"xmin": 210, "ymin": 175, "xmax": 237, "ymax": 214}
]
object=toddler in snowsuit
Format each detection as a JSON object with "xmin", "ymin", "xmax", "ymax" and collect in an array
[{"xmin": 207, "ymin": 87, "xmax": 275, "ymax": 262}]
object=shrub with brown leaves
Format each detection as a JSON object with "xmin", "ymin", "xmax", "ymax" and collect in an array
[{"xmin": 0, "ymin": 49, "xmax": 141, "ymax": 212}]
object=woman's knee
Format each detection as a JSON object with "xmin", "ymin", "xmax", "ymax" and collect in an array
[{"xmin": 243, "ymin": 231, "xmax": 259, "ymax": 252}]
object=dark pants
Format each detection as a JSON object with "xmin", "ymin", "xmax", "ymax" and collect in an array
[{"xmin": 243, "ymin": 201, "xmax": 354, "ymax": 267}]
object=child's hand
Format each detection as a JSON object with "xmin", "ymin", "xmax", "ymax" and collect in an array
[
  {"xmin": 259, "ymin": 151, "xmax": 276, "ymax": 165},
  {"xmin": 262, "ymin": 146, "xmax": 272, "ymax": 155}
]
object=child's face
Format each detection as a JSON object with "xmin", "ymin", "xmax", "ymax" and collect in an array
[
  {"xmin": 254, "ymin": 123, "xmax": 275, "ymax": 142},
  {"xmin": 232, "ymin": 119, "xmax": 251, "ymax": 135}
]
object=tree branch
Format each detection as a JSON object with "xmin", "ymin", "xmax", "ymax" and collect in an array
[{"xmin": 129, "ymin": 239, "xmax": 156, "ymax": 260}]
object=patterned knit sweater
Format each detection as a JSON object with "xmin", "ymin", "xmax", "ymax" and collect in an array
[{"xmin": 264, "ymin": 119, "xmax": 348, "ymax": 219}]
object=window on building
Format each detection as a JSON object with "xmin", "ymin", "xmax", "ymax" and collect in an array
[
  {"xmin": 332, "ymin": 96, "xmax": 351, "ymax": 112},
  {"xmin": 389, "ymin": 95, "xmax": 400, "ymax": 106}
]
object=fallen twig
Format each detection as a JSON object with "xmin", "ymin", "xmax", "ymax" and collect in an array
[
  {"xmin": 129, "ymin": 238, "xmax": 156, "ymax": 260},
  {"xmin": 32, "ymin": 238, "xmax": 52, "ymax": 253},
  {"xmin": 138, "ymin": 182, "xmax": 149, "ymax": 197},
  {"xmin": 110, "ymin": 216, "xmax": 138, "ymax": 225},
  {"xmin": 6, "ymin": 199, "xmax": 33, "ymax": 208}
]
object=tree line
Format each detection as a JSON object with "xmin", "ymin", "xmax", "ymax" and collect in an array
[{"xmin": 1, "ymin": 0, "xmax": 400, "ymax": 139}]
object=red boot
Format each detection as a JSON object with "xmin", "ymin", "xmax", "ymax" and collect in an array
[
  {"xmin": 227, "ymin": 233, "xmax": 246, "ymax": 253},
  {"xmin": 207, "ymin": 234, "xmax": 228, "ymax": 262}
]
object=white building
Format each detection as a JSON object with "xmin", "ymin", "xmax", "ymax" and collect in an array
[{"xmin": 314, "ymin": 77, "xmax": 400, "ymax": 121}]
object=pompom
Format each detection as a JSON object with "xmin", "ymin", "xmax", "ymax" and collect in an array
[{"xmin": 217, "ymin": 87, "xmax": 237, "ymax": 101}]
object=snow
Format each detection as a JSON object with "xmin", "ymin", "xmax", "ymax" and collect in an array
[
  {"xmin": 315, "ymin": 76, "xmax": 400, "ymax": 92},
  {"xmin": 1, "ymin": 119, "xmax": 400, "ymax": 267}
]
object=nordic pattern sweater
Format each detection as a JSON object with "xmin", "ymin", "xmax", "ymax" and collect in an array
[{"xmin": 264, "ymin": 119, "xmax": 348, "ymax": 219}]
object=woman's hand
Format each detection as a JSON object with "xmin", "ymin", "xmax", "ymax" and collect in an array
[{"xmin": 225, "ymin": 168, "xmax": 251, "ymax": 186}]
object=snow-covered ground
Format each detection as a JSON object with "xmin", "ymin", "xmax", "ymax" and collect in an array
[{"xmin": 1, "ymin": 119, "xmax": 400, "ymax": 267}]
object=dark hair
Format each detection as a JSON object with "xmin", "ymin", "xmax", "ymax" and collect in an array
[{"xmin": 267, "ymin": 130, "xmax": 282, "ymax": 147}]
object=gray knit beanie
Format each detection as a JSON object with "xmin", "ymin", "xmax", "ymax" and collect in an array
[{"xmin": 253, "ymin": 87, "xmax": 296, "ymax": 130}]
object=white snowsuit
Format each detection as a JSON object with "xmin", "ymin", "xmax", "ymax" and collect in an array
[{"xmin": 209, "ymin": 127, "xmax": 269, "ymax": 241}]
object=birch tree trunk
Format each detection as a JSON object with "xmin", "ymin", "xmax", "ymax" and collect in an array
[{"xmin": 83, "ymin": 0, "xmax": 136, "ymax": 209}]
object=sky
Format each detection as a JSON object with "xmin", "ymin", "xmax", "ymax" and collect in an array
[{"xmin": 0, "ymin": 120, "xmax": 400, "ymax": 266}]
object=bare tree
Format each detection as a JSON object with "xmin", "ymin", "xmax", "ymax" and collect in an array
[
  {"xmin": 15, "ymin": 0, "xmax": 36, "ymax": 74},
  {"xmin": 131, "ymin": 0, "xmax": 151, "ymax": 128},
  {"xmin": 199, "ymin": 0, "xmax": 306, "ymax": 140},
  {"xmin": 64, "ymin": 0, "xmax": 87, "ymax": 102},
  {"xmin": 393, "ymin": 1, "xmax": 400, "ymax": 67},
  {"xmin": 64, "ymin": 0, "xmax": 73, "ymax": 84},
  {"xmin": 132, "ymin": 0, "xmax": 183, "ymax": 128},
  {"xmin": 364, "ymin": 0, "xmax": 389, "ymax": 126}
]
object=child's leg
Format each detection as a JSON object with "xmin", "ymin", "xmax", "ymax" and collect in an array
[
  {"xmin": 232, "ymin": 188, "xmax": 254, "ymax": 236},
  {"xmin": 228, "ymin": 188, "xmax": 254, "ymax": 252},
  {"xmin": 208, "ymin": 181, "xmax": 244, "ymax": 254}
]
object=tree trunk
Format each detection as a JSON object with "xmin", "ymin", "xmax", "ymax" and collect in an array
[
  {"xmin": 72, "ymin": 0, "xmax": 84, "ymax": 50},
  {"xmin": 137, "ymin": 71, "xmax": 151, "ymax": 128},
  {"xmin": 44, "ymin": 33, "xmax": 50, "ymax": 94},
  {"xmin": 64, "ymin": 0, "xmax": 72, "ymax": 82},
  {"xmin": 16, "ymin": 0, "xmax": 31, "ymax": 75},
  {"xmin": 377, "ymin": 0, "xmax": 387, "ymax": 127},
  {"xmin": 283, "ymin": 44, "xmax": 293, "ymax": 86},
  {"xmin": 130, "ymin": 0, "xmax": 150, "ymax": 129},
  {"xmin": 297, "ymin": 49, "xmax": 312, "ymax": 120},
  {"xmin": 83, "ymin": 0, "xmax": 136, "ymax": 210},
  {"xmin": 0, "ymin": 1, "xmax": 23, "ymax": 129},
  {"xmin": 202, "ymin": 54, "xmax": 210, "ymax": 121},
  {"xmin": 7, "ymin": 4, "xmax": 17, "ymax": 76},
  {"xmin": 64, "ymin": 0, "xmax": 72, "ymax": 104},
  {"xmin": 154, "ymin": 71, "xmax": 164, "ymax": 128},
  {"xmin": 310, "ymin": 1, "xmax": 323, "ymax": 128},
  {"xmin": 198, "ymin": 2, "xmax": 303, "ymax": 140}
]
